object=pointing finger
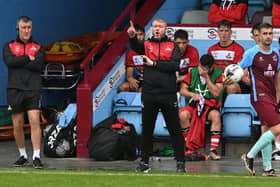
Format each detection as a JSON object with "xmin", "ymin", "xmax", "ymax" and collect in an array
[{"xmin": 130, "ymin": 20, "xmax": 134, "ymax": 28}]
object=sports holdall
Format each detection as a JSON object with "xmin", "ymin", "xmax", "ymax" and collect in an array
[
  {"xmin": 87, "ymin": 114, "xmax": 137, "ymax": 161},
  {"xmin": 43, "ymin": 104, "xmax": 77, "ymax": 157}
]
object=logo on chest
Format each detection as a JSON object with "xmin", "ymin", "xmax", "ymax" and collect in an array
[
  {"xmin": 148, "ymin": 45, "xmax": 153, "ymax": 52},
  {"xmin": 15, "ymin": 46, "xmax": 21, "ymax": 53},
  {"xmin": 165, "ymin": 46, "xmax": 172, "ymax": 51},
  {"xmin": 180, "ymin": 58, "xmax": 190, "ymax": 69},
  {"xmin": 30, "ymin": 46, "xmax": 37, "ymax": 51},
  {"xmin": 211, "ymin": 50, "xmax": 235, "ymax": 61},
  {"xmin": 264, "ymin": 63, "xmax": 275, "ymax": 77}
]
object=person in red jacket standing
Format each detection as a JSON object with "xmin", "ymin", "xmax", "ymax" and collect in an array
[
  {"xmin": 208, "ymin": 0, "xmax": 248, "ymax": 24},
  {"xmin": 128, "ymin": 19, "xmax": 186, "ymax": 173},
  {"xmin": 272, "ymin": 0, "xmax": 280, "ymax": 27},
  {"xmin": 3, "ymin": 16, "xmax": 44, "ymax": 169}
]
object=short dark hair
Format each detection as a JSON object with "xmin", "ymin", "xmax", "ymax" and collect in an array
[
  {"xmin": 217, "ymin": 20, "xmax": 232, "ymax": 29},
  {"xmin": 251, "ymin": 23, "xmax": 261, "ymax": 33},
  {"xmin": 134, "ymin": 24, "xmax": 145, "ymax": 33},
  {"xmin": 16, "ymin": 16, "xmax": 32, "ymax": 28},
  {"xmin": 174, "ymin": 29, "xmax": 188, "ymax": 40},
  {"xmin": 259, "ymin": 22, "xmax": 273, "ymax": 30},
  {"xmin": 200, "ymin": 54, "xmax": 214, "ymax": 68}
]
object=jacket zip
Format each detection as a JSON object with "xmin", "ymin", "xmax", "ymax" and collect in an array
[
  {"xmin": 158, "ymin": 41, "xmax": 160, "ymax": 62},
  {"xmin": 24, "ymin": 43, "xmax": 26, "ymax": 55}
]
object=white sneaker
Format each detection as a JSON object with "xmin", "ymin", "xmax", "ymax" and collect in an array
[
  {"xmin": 262, "ymin": 169, "xmax": 280, "ymax": 177},
  {"xmin": 272, "ymin": 150, "xmax": 280, "ymax": 161}
]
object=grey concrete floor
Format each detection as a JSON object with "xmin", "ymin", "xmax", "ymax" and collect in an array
[{"xmin": 1, "ymin": 139, "xmax": 280, "ymax": 175}]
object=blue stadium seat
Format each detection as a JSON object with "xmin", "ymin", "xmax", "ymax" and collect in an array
[
  {"xmin": 222, "ymin": 113, "xmax": 252, "ymax": 137},
  {"xmin": 248, "ymin": 0, "xmax": 267, "ymax": 23},
  {"xmin": 113, "ymin": 92, "xmax": 169, "ymax": 136},
  {"xmin": 113, "ymin": 92, "xmax": 142, "ymax": 111},
  {"xmin": 113, "ymin": 92, "xmax": 142, "ymax": 134},
  {"xmin": 180, "ymin": 10, "xmax": 210, "ymax": 24},
  {"xmin": 221, "ymin": 94, "xmax": 260, "ymax": 138},
  {"xmin": 222, "ymin": 94, "xmax": 257, "ymax": 116},
  {"xmin": 115, "ymin": 111, "xmax": 142, "ymax": 135},
  {"xmin": 251, "ymin": 10, "xmax": 272, "ymax": 25}
]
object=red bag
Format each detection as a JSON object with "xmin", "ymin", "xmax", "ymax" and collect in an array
[
  {"xmin": 186, "ymin": 99, "xmax": 221, "ymax": 150},
  {"xmin": 186, "ymin": 107, "xmax": 207, "ymax": 150}
]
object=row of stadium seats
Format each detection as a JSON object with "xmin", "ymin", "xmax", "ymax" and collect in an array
[
  {"xmin": 181, "ymin": 0, "xmax": 272, "ymax": 24},
  {"xmin": 200, "ymin": 0, "xmax": 270, "ymax": 11},
  {"xmin": 112, "ymin": 92, "xmax": 260, "ymax": 139},
  {"xmin": 181, "ymin": 10, "xmax": 272, "ymax": 25}
]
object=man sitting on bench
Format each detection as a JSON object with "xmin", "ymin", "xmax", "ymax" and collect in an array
[{"xmin": 179, "ymin": 54, "xmax": 224, "ymax": 160}]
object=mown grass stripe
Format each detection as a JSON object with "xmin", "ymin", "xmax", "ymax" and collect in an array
[{"xmin": 0, "ymin": 169, "xmax": 275, "ymax": 179}]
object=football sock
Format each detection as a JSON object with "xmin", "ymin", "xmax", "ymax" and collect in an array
[
  {"xmin": 210, "ymin": 131, "xmax": 221, "ymax": 151},
  {"xmin": 261, "ymin": 142, "xmax": 272, "ymax": 170},
  {"xmin": 247, "ymin": 130, "xmax": 275, "ymax": 158},
  {"xmin": 33, "ymin": 149, "xmax": 40, "ymax": 160},
  {"xmin": 19, "ymin": 148, "xmax": 28, "ymax": 159}
]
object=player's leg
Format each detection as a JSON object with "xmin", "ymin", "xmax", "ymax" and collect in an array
[{"xmin": 208, "ymin": 109, "xmax": 222, "ymax": 160}]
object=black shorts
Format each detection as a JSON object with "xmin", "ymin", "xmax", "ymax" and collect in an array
[{"xmin": 7, "ymin": 89, "xmax": 41, "ymax": 114}]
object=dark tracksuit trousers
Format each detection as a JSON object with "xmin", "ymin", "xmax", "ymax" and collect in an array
[{"xmin": 141, "ymin": 92, "xmax": 185, "ymax": 163}]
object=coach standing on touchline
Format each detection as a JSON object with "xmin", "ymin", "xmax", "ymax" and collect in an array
[
  {"xmin": 127, "ymin": 18, "xmax": 186, "ymax": 173},
  {"xmin": 3, "ymin": 16, "xmax": 45, "ymax": 169}
]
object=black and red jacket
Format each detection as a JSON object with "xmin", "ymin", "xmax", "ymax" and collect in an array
[
  {"xmin": 129, "ymin": 36, "xmax": 181, "ymax": 94},
  {"xmin": 272, "ymin": 0, "xmax": 280, "ymax": 27},
  {"xmin": 3, "ymin": 36, "xmax": 45, "ymax": 91},
  {"xmin": 208, "ymin": 0, "xmax": 248, "ymax": 24}
]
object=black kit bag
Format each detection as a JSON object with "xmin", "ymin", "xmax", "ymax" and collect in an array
[
  {"xmin": 87, "ymin": 114, "xmax": 137, "ymax": 161},
  {"xmin": 43, "ymin": 118, "xmax": 77, "ymax": 157}
]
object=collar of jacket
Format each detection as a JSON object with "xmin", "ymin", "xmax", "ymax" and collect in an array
[
  {"xmin": 15, "ymin": 35, "xmax": 33, "ymax": 44},
  {"xmin": 148, "ymin": 35, "xmax": 170, "ymax": 42}
]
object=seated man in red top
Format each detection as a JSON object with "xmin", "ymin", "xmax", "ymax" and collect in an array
[
  {"xmin": 208, "ymin": 0, "xmax": 248, "ymax": 24},
  {"xmin": 179, "ymin": 54, "xmax": 224, "ymax": 160},
  {"xmin": 208, "ymin": 20, "xmax": 247, "ymax": 94},
  {"xmin": 173, "ymin": 29, "xmax": 199, "ymax": 84},
  {"xmin": 118, "ymin": 24, "xmax": 145, "ymax": 92}
]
